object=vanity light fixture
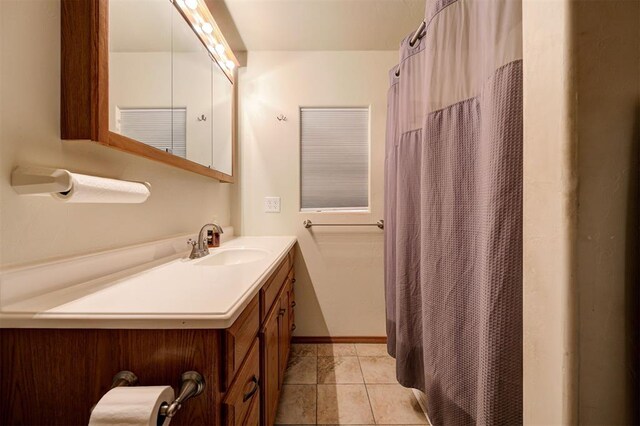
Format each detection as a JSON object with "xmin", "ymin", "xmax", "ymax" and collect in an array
[
  {"xmin": 175, "ymin": 0, "xmax": 239, "ymax": 80},
  {"xmin": 201, "ymin": 22, "xmax": 213, "ymax": 34}
]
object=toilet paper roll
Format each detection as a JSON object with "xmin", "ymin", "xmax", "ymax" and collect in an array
[
  {"xmin": 89, "ymin": 386, "xmax": 174, "ymax": 426},
  {"xmin": 52, "ymin": 173, "xmax": 151, "ymax": 204}
]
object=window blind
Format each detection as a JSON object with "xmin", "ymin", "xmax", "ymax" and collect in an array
[
  {"xmin": 118, "ymin": 108, "xmax": 187, "ymax": 158},
  {"xmin": 300, "ymin": 107, "xmax": 369, "ymax": 211}
]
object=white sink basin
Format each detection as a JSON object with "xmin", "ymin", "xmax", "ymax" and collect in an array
[{"xmin": 195, "ymin": 248, "xmax": 269, "ymax": 266}]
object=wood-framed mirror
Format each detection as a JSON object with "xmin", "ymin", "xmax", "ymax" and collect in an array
[{"xmin": 60, "ymin": 0, "xmax": 238, "ymax": 182}]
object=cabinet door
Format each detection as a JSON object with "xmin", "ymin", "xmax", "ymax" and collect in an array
[
  {"xmin": 261, "ymin": 304, "xmax": 280, "ymax": 426},
  {"xmin": 289, "ymin": 275, "xmax": 296, "ymax": 338},
  {"xmin": 278, "ymin": 282, "xmax": 293, "ymax": 385}
]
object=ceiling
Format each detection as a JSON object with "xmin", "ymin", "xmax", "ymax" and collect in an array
[
  {"xmin": 110, "ymin": 0, "xmax": 208, "ymax": 52},
  {"xmin": 205, "ymin": 0, "xmax": 426, "ymax": 52},
  {"xmin": 110, "ymin": 0, "xmax": 426, "ymax": 53}
]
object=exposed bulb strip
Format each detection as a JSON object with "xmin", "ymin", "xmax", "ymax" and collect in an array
[{"xmin": 174, "ymin": 0, "xmax": 239, "ymax": 76}]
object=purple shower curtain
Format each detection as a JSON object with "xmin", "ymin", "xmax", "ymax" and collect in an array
[{"xmin": 385, "ymin": 1, "xmax": 523, "ymax": 424}]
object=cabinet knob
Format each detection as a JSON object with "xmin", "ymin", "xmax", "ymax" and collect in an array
[
  {"xmin": 279, "ymin": 308, "xmax": 286, "ymax": 316},
  {"xmin": 292, "ymin": 324, "xmax": 296, "ymax": 331},
  {"xmin": 291, "ymin": 278, "xmax": 296, "ymax": 284},
  {"xmin": 291, "ymin": 301, "xmax": 296, "ymax": 308}
]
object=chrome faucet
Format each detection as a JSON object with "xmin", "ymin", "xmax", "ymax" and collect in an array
[{"xmin": 187, "ymin": 223, "xmax": 224, "ymax": 259}]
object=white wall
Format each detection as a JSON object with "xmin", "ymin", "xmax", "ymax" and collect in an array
[
  {"xmin": 523, "ymin": 0, "xmax": 639, "ymax": 424},
  {"xmin": 523, "ymin": 1, "xmax": 577, "ymax": 423},
  {"xmin": 0, "ymin": 0, "xmax": 232, "ymax": 268},
  {"xmin": 238, "ymin": 51, "xmax": 396, "ymax": 336}
]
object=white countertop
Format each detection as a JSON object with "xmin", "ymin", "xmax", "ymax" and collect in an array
[{"xmin": 0, "ymin": 236, "xmax": 296, "ymax": 329}]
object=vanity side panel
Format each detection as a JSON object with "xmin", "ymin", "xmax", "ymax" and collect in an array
[{"xmin": 0, "ymin": 329, "xmax": 222, "ymax": 426}]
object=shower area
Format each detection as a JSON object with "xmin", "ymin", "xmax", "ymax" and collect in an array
[{"xmin": 384, "ymin": 1, "xmax": 523, "ymax": 424}]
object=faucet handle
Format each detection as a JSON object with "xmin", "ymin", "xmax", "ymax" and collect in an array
[{"xmin": 187, "ymin": 239, "xmax": 196, "ymax": 247}]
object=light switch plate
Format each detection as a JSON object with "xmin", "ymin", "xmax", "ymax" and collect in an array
[{"xmin": 264, "ymin": 197, "xmax": 281, "ymax": 213}]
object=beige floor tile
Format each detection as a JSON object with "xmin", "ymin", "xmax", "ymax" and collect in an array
[
  {"xmin": 359, "ymin": 356, "xmax": 397, "ymax": 384},
  {"xmin": 317, "ymin": 343, "xmax": 357, "ymax": 356},
  {"xmin": 290, "ymin": 343, "xmax": 318, "ymax": 357},
  {"xmin": 317, "ymin": 384, "xmax": 374, "ymax": 424},
  {"xmin": 355, "ymin": 343, "xmax": 390, "ymax": 357},
  {"xmin": 318, "ymin": 356, "xmax": 364, "ymax": 384},
  {"xmin": 274, "ymin": 384, "xmax": 317, "ymax": 425},
  {"xmin": 366, "ymin": 384, "xmax": 428, "ymax": 425},
  {"xmin": 284, "ymin": 355, "xmax": 317, "ymax": 384}
]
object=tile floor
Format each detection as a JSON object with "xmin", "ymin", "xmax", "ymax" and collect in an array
[{"xmin": 275, "ymin": 343, "xmax": 430, "ymax": 425}]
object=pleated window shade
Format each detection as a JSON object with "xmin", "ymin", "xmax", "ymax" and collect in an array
[
  {"xmin": 117, "ymin": 108, "xmax": 187, "ymax": 159},
  {"xmin": 300, "ymin": 107, "xmax": 369, "ymax": 211}
]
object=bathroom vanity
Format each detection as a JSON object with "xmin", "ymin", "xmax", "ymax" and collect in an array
[{"xmin": 0, "ymin": 236, "xmax": 296, "ymax": 425}]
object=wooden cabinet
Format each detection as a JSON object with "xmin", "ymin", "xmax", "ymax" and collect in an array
[
  {"xmin": 261, "ymin": 296, "xmax": 281, "ymax": 426},
  {"xmin": 228, "ymin": 247, "xmax": 295, "ymax": 426},
  {"xmin": 221, "ymin": 340, "xmax": 260, "ymax": 425},
  {"xmin": 224, "ymin": 296, "xmax": 260, "ymax": 390},
  {"xmin": 260, "ymin": 266, "xmax": 295, "ymax": 425},
  {"xmin": 0, "ymin": 246, "xmax": 295, "ymax": 426},
  {"xmin": 278, "ymin": 283, "xmax": 291, "ymax": 384}
]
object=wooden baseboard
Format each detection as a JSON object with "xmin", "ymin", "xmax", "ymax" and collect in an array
[{"xmin": 292, "ymin": 336, "xmax": 387, "ymax": 344}]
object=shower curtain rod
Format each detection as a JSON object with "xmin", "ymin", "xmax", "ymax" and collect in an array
[{"xmin": 395, "ymin": 20, "xmax": 426, "ymax": 77}]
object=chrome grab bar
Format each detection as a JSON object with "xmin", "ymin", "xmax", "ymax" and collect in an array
[{"xmin": 303, "ymin": 219, "xmax": 384, "ymax": 230}]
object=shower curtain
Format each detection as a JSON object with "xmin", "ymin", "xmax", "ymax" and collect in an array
[{"xmin": 384, "ymin": 1, "xmax": 523, "ymax": 425}]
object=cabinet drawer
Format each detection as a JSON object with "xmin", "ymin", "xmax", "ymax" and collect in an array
[
  {"xmin": 223, "ymin": 339, "xmax": 260, "ymax": 426},
  {"xmin": 224, "ymin": 296, "xmax": 259, "ymax": 390},
  {"xmin": 244, "ymin": 392, "xmax": 260, "ymax": 426},
  {"xmin": 260, "ymin": 249, "xmax": 294, "ymax": 321}
]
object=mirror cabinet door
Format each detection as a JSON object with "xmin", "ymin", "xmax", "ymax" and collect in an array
[
  {"xmin": 105, "ymin": 0, "xmax": 234, "ymax": 179},
  {"xmin": 109, "ymin": 0, "xmax": 173, "ymax": 153},
  {"xmin": 212, "ymin": 60, "xmax": 233, "ymax": 176},
  {"xmin": 171, "ymin": 5, "xmax": 214, "ymax": 168}
]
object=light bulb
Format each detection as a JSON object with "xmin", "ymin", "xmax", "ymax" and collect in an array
[
  {"xmin": 184, "ymin": 0, "xmax": 198, "ymax": 10},
  {"xmin": 225, "ymin": 60, "xmax": 235, "ymax": 70},
  {"xmin": 201, "ymin": 22, "xmax": 213, "ymax": 34},
  {"xmin": 193, "ymin": 12, "xmax": 203, "ymax": 23},
  {"xmin": 176, "ymin": 0, "xmax": 186, "ymax": 8},
  {"xmin": 214, "ymin": 44, "xmax": 225, "ymax": 54}
]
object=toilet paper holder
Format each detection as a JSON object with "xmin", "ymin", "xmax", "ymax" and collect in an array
[
  {"xmin": 106, "ymin": 370, "xmax": 206, "ymax": 420},
  {"xmin": 159, "ymin": 371, "xmax": 206, "ymax": 418}
]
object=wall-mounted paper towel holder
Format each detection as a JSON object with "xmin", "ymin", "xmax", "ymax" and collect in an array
[
  {"xmin": 100, "ymin": 370, "xmax": 206, "ymax": 420},
  {"xmin": 10, "ymin": 166, "xmax": 74, "ymax": 195},
  {"xmin": 10, "ymin": 166, "xmax": 151, "ymax": 202}
]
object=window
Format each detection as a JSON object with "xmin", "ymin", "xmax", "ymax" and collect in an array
[
  {"xmin": 116, "ymin": 108, "xmax": 187, "ymax": 158},
  {"xmin": 300, "ymin": 107, "xmax": 369, "ymax": 211}
]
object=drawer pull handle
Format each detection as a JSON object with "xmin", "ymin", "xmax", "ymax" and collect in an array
[
  {"xmin": 291, "ymin": 301, "xmax": 296, "ymax": 308},
  {"xmin": 243, "ymin": 375, "xmax": 259, "ymax": 402}
]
